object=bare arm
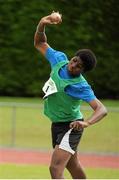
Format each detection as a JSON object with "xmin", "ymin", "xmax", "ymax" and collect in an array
[
  {"xmin": 86, "ymin": 99, "xmax": 107, "ymax": 125},
  {"xmin": 34, "ymin": 12, "xmax": 62, "ymax": 55},
  {"xmin": 70, "ymin": 99, "xmax": 107, "ymax": 130}
]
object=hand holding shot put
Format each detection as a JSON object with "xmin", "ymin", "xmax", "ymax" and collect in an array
[{"xmin": 38, "ymin": 11, "xmax": 62, "ymax": 27}]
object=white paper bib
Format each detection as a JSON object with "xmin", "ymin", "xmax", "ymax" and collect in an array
[{"xmin": 42, "ymin": 77, "xmax": 58, "ymax": 98}]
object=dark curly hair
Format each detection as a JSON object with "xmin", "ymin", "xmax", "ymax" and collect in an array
[{"xmin": 75, "ymin": 49, "xmax": 97, "ymax": 72}]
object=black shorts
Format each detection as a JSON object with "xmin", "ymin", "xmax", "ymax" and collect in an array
[{"xmin": 51, "ymin": 120, "xmax": 84, "ymax": 154}]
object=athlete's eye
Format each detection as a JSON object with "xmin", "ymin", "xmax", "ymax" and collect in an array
[{"xmin": 73, "ymin": 58, "xmax": 77, "ymax": 62}]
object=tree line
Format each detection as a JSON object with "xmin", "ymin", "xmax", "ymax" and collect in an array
[{"xmin": 0, "ymin": 0, "xmax": 119, "ymax": 99}]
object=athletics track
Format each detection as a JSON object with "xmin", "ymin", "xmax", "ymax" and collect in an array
[{"xmin": 0, "ymin": 149, "xmax": 119, "ymax": 169}]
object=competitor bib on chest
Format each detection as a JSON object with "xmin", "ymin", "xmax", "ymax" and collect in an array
[{"xmin": 42, "ymin": 77, "xmax": 58, "ymax": 98}]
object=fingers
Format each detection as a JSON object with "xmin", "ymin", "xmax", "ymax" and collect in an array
[
  {"xmin": 42, "ymin": 15, "xmax": 62, "ymax": 25},
  {"xmin": 70, "ymin": 121, "xmax": 89, "ymax": 130},
  {"xmin": 50, "ymin": 10, "xmax": 62, "ymax": 24},
  {"xmin": 70, "ymin": 121, "xmax": 82, "ymax": 131},
  {"xmin": 51, "ymin": 10, "xmax": 60, "ymax": 14}
]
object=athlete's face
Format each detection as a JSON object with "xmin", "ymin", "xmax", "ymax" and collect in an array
[{"xmin": 67, "ymin": 56, "xmax": 84, "ymax": 76}]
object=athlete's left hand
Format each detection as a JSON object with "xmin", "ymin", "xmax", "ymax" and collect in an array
[{"xmin": 69, "ymin": 121, "xmax": 89, "ymax": 130}]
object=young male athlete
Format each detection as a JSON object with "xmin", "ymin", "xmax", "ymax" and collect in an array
[{"xmin": 34, "ymin": 12, "xmax": 107, "ymax": 179}]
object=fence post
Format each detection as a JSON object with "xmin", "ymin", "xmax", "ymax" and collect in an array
[{"xmin": 11, "ymin": 106, "xmax": 17, "ymax": 147}]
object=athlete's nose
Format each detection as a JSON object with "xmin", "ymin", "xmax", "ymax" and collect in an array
[{"xmin": 71, "ymin": 62, "xmax": 76, "ymax": 68}]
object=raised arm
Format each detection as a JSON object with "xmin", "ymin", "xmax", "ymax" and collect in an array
[{"xmin": 34, "ymin": 12, "xmax": 62, "ymax": 55}]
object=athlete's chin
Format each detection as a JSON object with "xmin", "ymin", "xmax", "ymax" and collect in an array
[
  {"xmin": 69, "ymin": 70, "xmax": 74, "ymax": 76},
  {"xmin": 68, "ymin": 69, "xmax": 74, "ymax": 76},
  {"xmin": 69, "ymin": 71, "xmax": 79, "ymax": 77},
  {"xmin": 68, "ymin": 67, "xmax": 79, "ymax": 77}
]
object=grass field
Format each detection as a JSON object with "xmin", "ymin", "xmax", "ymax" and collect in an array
[
  {"xmin": 0, "ymin": 96, "xmax": 119, "ymax": 153},
  {"xmin": 0, "ymin": 97, "xmax": 119, "ymax": 179},
  {"xmin": 0, "ymin": 164, "xmax": 119, "ymax": 179}
]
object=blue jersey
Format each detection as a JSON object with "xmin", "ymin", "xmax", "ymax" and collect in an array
[{"xmin": 45, "ymin": 47, "xmax": 96, "ymax": 102}]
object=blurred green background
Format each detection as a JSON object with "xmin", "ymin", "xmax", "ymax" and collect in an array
[
  {"xmin": 0, "ymin": 0, "xmax": 119, "ymax": 98},
  {"xmin": 0, "ymin": 164, "xmax": 119, "ymax": 179}
]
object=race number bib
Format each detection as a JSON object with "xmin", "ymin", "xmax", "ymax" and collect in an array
[{"xmin": 42, "ymin": 77, "xmax": 58, "ymax": 98}]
